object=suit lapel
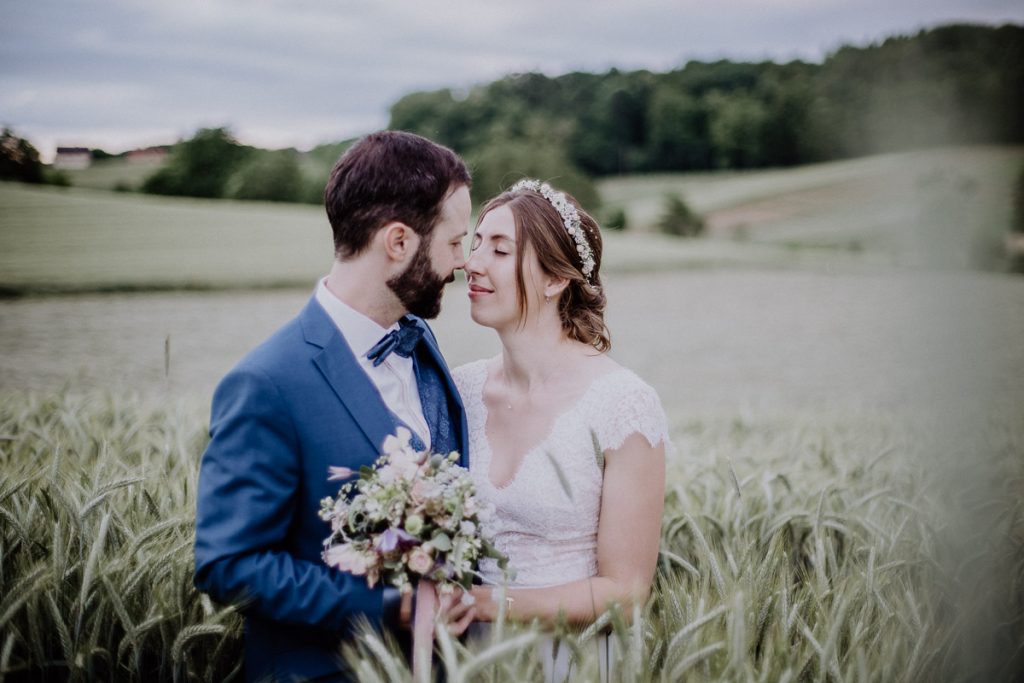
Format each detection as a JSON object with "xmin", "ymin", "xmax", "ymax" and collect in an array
[{"xmin": 300, "ymin": 297, "xmax": 396, "ymax": 454}]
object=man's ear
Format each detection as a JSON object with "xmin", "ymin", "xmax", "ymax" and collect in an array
[{"xmin": 380, "ymin": 222, "xmax": 420, "ymax": 264}]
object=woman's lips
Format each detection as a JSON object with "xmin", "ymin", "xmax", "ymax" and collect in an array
[{"xmin": 468, "ymin": 283, "xmax": 493, "ymax": 298}]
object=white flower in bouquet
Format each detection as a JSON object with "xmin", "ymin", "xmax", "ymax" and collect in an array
[{"xmin": 320, "ymin": 428, "xmax": 507, "ymax": 593}]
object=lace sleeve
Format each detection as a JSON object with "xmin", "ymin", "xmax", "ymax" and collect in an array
[
  {"xmin": 592, "ymin": 373, "xmax": 671, "ymax": 454},
  {"xmin": 452, "ymin": 359, "xmax": 487, "ymax": 401}
]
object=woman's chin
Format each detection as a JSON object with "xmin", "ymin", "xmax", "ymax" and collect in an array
[
  {"xmin": 468, "ymin": 307, "xmax": 504, "ymax": 331},
  {"xmin": 468, "ymin": 309, "xmax": 491, "ymax": 328}
]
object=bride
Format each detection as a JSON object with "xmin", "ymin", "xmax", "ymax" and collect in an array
[{"xmin": 449, "ymin": 179, "xmax": 669, "ymax": 680}]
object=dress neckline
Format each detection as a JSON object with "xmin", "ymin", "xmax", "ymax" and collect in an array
[{"xmin": 475, "ymin": 360, "xmax": 628, "ymax": 492}]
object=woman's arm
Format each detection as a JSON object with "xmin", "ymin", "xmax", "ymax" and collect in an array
[{"xmin": 469, "ymin": 432, "xmax": 666, "ymax": 623}]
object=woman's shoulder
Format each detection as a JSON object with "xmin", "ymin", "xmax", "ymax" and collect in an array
[
  {"xmin": 587, "ymin": 361, "xmax": 670, "ymax": 453},
  {"xmin": 591, "ymin": 360, "xmax": 662, "ymax": 403},
  {"xmin": 451, "ymin": 357, "xmax": 494, "ymax": 395}
]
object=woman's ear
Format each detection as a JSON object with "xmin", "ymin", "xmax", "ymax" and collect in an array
[
  {"xmin": 543, "ymin": 275, "xmax": 570, "ymax": 301},
  {"xmin": 380, "ymin": 222, "xmax": 420, "ymax": 264}
]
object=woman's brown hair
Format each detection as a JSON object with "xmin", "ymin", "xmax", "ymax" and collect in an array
[{"xmin": 476, "ymin": 185, "xmax": 611, "ymax": 352}]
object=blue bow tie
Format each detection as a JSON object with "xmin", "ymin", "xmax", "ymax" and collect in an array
[{"xmin": 366, "ymin": 317, "xmax": 425, "ymax": 367}]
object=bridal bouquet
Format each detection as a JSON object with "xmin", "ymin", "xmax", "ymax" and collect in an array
[{"xmin": 319, "ymin": 427, "xmax": 507, "ymax": 595}]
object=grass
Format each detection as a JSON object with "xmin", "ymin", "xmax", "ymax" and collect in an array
[
  {"xmin": 1, "ymin": 392, "xmax": 1020, "ymax": 681},
  {"xmin": 2, "ymin": 145, "xmax": 1022, "ymax": 679},
  {"xmin": 599, "ymin": 146, "xmax": 1024, "ymax": 270},
  {"xmin": 0, "ymin": 183, "xmax": 333, "ymax": 295},
  {"xmin": 0, "ymin": 182, "xmax": 800, "ymax": 297},
  {"xmin": 61, "ymin": 158, "xmax": 166, "ymax": 193},
  {"xmin": 0, "ymin": 393, "xmax": 237, "ymax": 682},
  {"xmin": 5, "ymin": 146, "xmax": 1022, "ymax": 296}
]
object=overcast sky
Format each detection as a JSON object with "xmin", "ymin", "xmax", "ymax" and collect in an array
[{"xmin": 3, "ymin": 0, "xmax": 1022, "ymax": 159}]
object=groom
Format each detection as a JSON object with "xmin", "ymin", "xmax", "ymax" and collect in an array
[{"xmin": 194, "ymin": 130, "xmax": 472, "ymax": 682}]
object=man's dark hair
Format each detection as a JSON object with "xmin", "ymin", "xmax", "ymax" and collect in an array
[{"xmin": 325, "ymin": 130, "xmax": 471, "ymax": 258}]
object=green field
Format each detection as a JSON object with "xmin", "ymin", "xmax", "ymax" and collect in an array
[
  {"xmin": 1, "ymin": 393, "xmax": 1019, "ymax": 681},
  {"xmin": 3, "ymin": 146, "xmax": 1021, "ymax": 295},
  {"xmin": 61, "ymin": 157, "xmax": 166, "ymax": 192},
  {"xmin": 0, "ymin": 182, "xmax": 799, "ymax": 295},
  {"xmin": 600, "ymin": 146, "xmax": 1023, "ymax": 267},
  {"xmin": 1, "ymin": 147, "xmax": 1023, "ymax": 680}
]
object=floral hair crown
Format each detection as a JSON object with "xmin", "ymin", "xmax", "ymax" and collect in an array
[{"xmin": 510, "ymin": 179, "xmax": 596, "ymax": 281}]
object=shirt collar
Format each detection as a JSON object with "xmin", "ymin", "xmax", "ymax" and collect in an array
[{"xmin": 315, "ymin": 278, "xmax": 398, "ymax": 358}]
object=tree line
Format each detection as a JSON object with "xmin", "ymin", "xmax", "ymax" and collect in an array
[
  {"xmin": 117, "ymin": 22, "xmax": 1024, "ymax": 208},
  {"xmin": 390, "ymin": 23, "xmax": 1022, "ymax": 204},
  {"xmin": 140, "ymin": 129, "xmax": 349, "ymax": 204},
  {"xmin": 3, "ymin": 23, "xmax": 1020, "ymax": 210}
]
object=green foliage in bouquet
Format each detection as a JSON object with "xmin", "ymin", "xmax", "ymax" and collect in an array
[{"xmin": 319, "ymin": 428, "xmax": 509, "ymax": 595}]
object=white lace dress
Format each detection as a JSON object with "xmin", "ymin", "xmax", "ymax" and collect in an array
[{"xmin": 453, "ymin": 359, "xmax": 671, "ymax": 680}]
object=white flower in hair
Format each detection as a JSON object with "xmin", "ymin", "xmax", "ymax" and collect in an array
[{"xmin": 510, "ymin": 179, "xmax": 596, "ymax": 281}]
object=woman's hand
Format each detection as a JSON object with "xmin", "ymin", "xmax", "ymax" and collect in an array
[
  {"xmin": 468, "ymin": 586, "xmax": 498, "ymax": 622},
  {"xmin": 436, "ymin": 587, "xmax": 478, "ymax": 636}
]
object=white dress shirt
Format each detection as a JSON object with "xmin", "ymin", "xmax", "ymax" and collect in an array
[{"xmin": 315, "ymin": 278, "xmax": 431, "ymax": 450}]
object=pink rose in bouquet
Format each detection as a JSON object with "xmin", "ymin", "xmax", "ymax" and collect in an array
[{"xmin": 319, "ymin": 428, "xmax": 507, "ymax": 594}]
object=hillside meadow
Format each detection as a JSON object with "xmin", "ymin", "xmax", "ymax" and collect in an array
[
  {"xmin": 3, "ymin": 146, "xmax": 1022, "ymax": 296},
  {"xmin": 1, "ymin": 146, "xmax": 1023, "ymax": 680},
  {"xmin": 599, "ymin": 145, "xmax": 1024, "ymax": 270},
  {"xmin": 60, "ymin": 156, "xmax": 165, "ymax": 193}
]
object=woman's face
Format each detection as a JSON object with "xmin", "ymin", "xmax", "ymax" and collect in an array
[{"xmin": 465, "ymin": 205, "xmax": 545, "ymax": 330}]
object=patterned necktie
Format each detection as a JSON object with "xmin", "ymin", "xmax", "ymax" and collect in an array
[
  {"xmin": 366, "ymin": 316, "xmax": 458, "ymax": 455},
  {"xmin": 411, "ymin": 344, "xmax": 458, "ymax": 456}
]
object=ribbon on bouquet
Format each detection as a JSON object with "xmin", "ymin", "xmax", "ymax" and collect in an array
[{"xmin": 412, "ymin": 579, "xmax": 438, "ymax": 683}]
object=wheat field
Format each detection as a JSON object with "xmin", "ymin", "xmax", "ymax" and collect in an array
[
  {"xmin": 1, "ymin": 391, "xmax": 1020, "ymax": 681},
  {"xmin": 2, "ymin": 145, "xmax": 1022, "ymax": 680}
]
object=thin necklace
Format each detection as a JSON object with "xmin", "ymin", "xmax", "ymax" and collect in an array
[{"xmin": 505, "ymin": 380, "xmax": 529, "ymax": 410}]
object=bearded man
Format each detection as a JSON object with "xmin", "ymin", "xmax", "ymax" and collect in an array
[{"xmin": 194, "ymin": 130, "xmax": 473, "ymax": 682}]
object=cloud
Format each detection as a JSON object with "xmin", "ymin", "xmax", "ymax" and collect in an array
[{"xmin": 2, "ymin": 0, "xmax": 1021, "ymax": 159}]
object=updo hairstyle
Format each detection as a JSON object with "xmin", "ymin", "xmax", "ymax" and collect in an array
[{"xmin": 476, "ymin": 186, "xmax": 611, "ymax": 352}]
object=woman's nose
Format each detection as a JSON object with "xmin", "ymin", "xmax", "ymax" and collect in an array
[{"xmin": 464, "ymin": 249, "xmax": 482, "ymax": 275}]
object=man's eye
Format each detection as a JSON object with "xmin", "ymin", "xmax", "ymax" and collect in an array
[{"xmin": 495, "ymin": 250, "xmax": 509, "ymax": 256}]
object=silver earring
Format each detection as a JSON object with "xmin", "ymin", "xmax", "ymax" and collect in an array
[{"xmin": 545, "ymin": 294, "xmax": 551, "ymax": 303}]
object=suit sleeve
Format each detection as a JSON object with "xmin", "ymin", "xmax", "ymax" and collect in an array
[{"xmin": 193, "ymin": 364, "xmax": 385, "ymax": 632}]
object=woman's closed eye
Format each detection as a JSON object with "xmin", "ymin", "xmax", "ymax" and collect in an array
[{"xmin": 469, "ymin": 238, "xmax": 508, "ymax": 256}]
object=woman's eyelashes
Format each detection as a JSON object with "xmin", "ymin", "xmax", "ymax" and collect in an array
[{"xmin": 468, "ymin": 239, "xmax": 507, "ymax": 256}]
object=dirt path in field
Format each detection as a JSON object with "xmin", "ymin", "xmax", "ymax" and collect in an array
[{"xmin": 2, "ymin": 270, "xmax": 1021, "ymax": 421}]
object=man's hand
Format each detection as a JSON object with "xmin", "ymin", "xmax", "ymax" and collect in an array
[{"xmin": 400, "ymin": 589, "xmax": 414, "ymax": 629}]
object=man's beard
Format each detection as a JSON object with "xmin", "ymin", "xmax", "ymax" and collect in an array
[{"xmin": 387, "ymin": 236, "xmax": 454, "ymax": 319}]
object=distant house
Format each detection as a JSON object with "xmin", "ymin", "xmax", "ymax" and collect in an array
[
  {"xmin": 54, "ymin": 147, "xmax": 91, "ymax": 170},
  {"xmin": 127, "ymin": 147, "xmax": 168, "ymax": 164}
]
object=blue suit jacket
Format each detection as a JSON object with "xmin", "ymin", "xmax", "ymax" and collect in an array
[{"xmin": 194, "ymin": 295, "xmax": 468, "ymax": 682}]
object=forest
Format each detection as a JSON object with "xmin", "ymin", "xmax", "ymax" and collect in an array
[
  {"xmin": 4, "ymin": 23, "xmax": 1021, "ymax": 209},
  {"xmin": 388, "ymin": 23, "xmax": 1023, "ymax": 203}
]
